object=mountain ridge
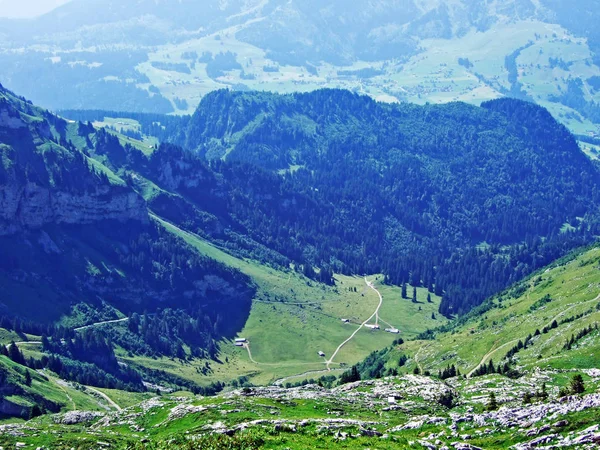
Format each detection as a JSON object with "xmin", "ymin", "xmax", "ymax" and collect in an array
[{"xmin": 3, "ymin": 0, "xmax": 600, "ymax": 140}]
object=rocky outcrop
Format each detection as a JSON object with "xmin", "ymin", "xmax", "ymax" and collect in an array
[
  {"xmin": 55, "ymin": 411, "xmax": 105, "ymax": 425},
  {"xmin": 0, "ymin": 182, "xmax": 148, "ymax": 236}
]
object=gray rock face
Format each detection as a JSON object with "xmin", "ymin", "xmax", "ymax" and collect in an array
[
  {"xmin": 0, "ymin": 182, "xmax": 148, "ymax": 235},
  {"xmin": 56, "ymin": 411, "xmax": 105, "ymax": 425}
]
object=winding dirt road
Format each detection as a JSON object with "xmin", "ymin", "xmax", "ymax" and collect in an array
[
  {"xmin": 85, "ymin": 386, "xmax": 122, "ymax": 411},
  {"xmin": 74, "ymin": 318, "xmax": 129, "ymax": 332},
  {"xmin": 325, "ymin": 277, "xmax": 384, "ymax": 370},
  {"xmin": 241, "ymin": 277, "xmax": 392, "ymax": 382}
]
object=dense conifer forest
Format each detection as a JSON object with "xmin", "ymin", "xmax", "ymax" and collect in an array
[
  {"xmin": 65, "ymin": 89, "xmax": 600, "ymax": 316},
  {"xmin": 86, "ymin": 89, "xmax": 600, "ymax": 316}
]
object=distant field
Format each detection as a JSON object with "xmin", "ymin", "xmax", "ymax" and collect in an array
[
  {"xmin": 92, "ymin": 117, "xmax": 158, "ymax": 151},
  {"xmin": 133, "ymin": 19, "xmax": 600, "ymax": 138}
]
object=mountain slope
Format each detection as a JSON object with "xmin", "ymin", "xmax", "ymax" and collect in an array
[
  {"xmin": 2, "ymin": 233, "xmax": 600, "ymax": 447},
  {"xmin": 63, "ymin": 89, "xmax": 600, "ymax": 317},
  {"xmin": 352, "ymin": 243, "xmax": 600, "ymax": 381},
  {"xmin": 2, "ymin": 85, "xmax": 599, "ymax": 418},
  {"xmin": 0, "ymin": 83, "xmax": 255, "ymax": 387},
  {"xmin": 3, "ymin": 0, "xmax": 600, "ymax": 138},
  {"xmin": 176, "ymin": 89, "xmax": 600, "ymax": 315},
  {"xmin": 0, "ymin": 85, "xmax": 147, "ymax": 235},
  {"xmin": 0, "ymin": 86, "xmax": 448, "ymax": 398}
]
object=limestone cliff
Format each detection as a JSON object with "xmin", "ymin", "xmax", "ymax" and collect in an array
[
  {"xmin": 0, "ymin": 87, "xmax": 148, "ymax": 235},
  {"xmin": 0, "ymin": 181, "xmax": 148, "ymax": 236}
]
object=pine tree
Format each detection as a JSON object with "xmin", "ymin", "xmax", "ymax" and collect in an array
[
  {"xmin": 7, "ymin": 342, "xmax": 24, "ymax": 365},
  {"xmin": 487, "ymin": 392, "xmax": 498, "ymax": 411},
  {"xmin": 401, "ymin": 282, "xmax": 407, "ymax": 299},
  {"xmin": 427, "ymin": 293, "xmax": 432, "ymax": 303},
  {"xmin": 41, "ymin": 335, "xmax": 50, "ymax": 352},
  {"xmin": 24, "ymin": 370, "xmax": 31, "ymax": 387},
  {"xmin": 539, "ymin": 383, "xmax": 548, "ymax": 400},
  {"xmin": 570, "ymin": 374, "xmax": 585, "ymax": 394},
  {"xmin": 412, "ymin": 287, "xmax": 417, "ymax": 303}
]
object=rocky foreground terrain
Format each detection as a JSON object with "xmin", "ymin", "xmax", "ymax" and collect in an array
[{"xmin": 1, "ymin": 370, "xmax": 598, "ymax": 449}]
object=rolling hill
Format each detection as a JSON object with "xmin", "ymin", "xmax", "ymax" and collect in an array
[
  {"xmin": 181, "ymin": 89, "xmax": 600, "ymax": 316},
  {"xmin": 3, "ymin": 0, "xmax": 600, "ymax": 139}
]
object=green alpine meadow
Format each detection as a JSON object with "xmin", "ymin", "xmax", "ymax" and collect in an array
[{"xmin": 0, "ymin": 1, "xmax": 599, "ymax": 449}]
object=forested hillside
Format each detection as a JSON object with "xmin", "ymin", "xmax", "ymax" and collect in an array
[
  {"xmin": 176, "ymin": 89, "xmax": 600, "ymax": 315},
  {"xmin": 0, "ymin": 83, "xmax": 254, "ymax": 393},
  {"xmin": 3, "ymin": 83, "xmax": 600, "ymax": 400},
  {"xmin": 33, "ymin": 88, "xmax": 600, "ymax": 318},
  {"xmin": 347, "ymin": 242, "xmax": 600, "ymax": 387}
]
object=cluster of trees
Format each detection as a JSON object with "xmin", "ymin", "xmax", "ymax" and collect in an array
[
  {"xmin": 103, "ymin": 124, "xmax": 144, "ymax": 141},
  {"xmin": 204, "ymin": 52, "xmax": 242, "ymax": 79},
  {"xmin": 559, "ymin": 374, "xmax": 586, "ymax": 397},
  {"xmin": 339, "ymin": 365, "xmax": 361, "ymax": 384},
  {"xmin": 523, "ymin": 383, "xmax": 549, "ymax": 404},
  {"xmin": 487, "ymin": 392, "xmax": 498, "ymax": 411},
  {"xmin": 40, "ymin": 330, "xmax": 145, "ymax": 390},
  {"xmin": 2, "ymin": 340, "xmax": 144, "ymax": 392},
  {"xmin": 114, "ymin": 309, "xmax": 222, "ymax": 360},
  {"xmin": 0, "ymin": 316, "xmax": 61, "ymax": 338},
  {"xmin": 438, "ymin": 364, "xmax": 461, "ymax": 380},
  {"xmin": 437, "ymin": 391, "xmax": 458, "ymax": 409},
  {"xmin": 563, "ymin": 323, "xmax": 598, "ymax": 350},
  {"xmin": 284, "ymin": 374, "xmax": 337, "ymax": 389},
  {"xmin": 542, "ymin": 320, "xmax": 559, "ymax": 334},
  {"xmin": 458, "ymin": 57, "xmax": 473, "ymax": 69},
  {"xmin": 340, "ymin": 343, "xmax": 408, "ymax": 383},
  {"xmin": 549, "ymin": 78, "xmax": 600, "ymax": 123},
  {"xmin": 3, "ymin": 332, "xmax": 228, "ymax": 395},
  {"xmin": 135, "ymin": 366, "xmax": 224, "ymax": 396},
  {"xmin": 529, "ymin": 294, "xmax": 553, "ymax": 312},
  {"xmin": 471, "ymin": 359, "xmax": 519, "ymax": 378},
  {"xmin": 505, "ymin": 332, "xmax": 536, "ymax": 360},
  {"xmin": 561, "ymin": 308, "xmax": 597, "ymax": 326}
]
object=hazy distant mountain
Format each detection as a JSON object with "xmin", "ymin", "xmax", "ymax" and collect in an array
[
  {"xmin": 2, "ymin": 0, "xmax": 600, "ymax": 137},
  {"xmin": 0, "ymin": 0, "xmax": 70, "ymax": 18}
]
